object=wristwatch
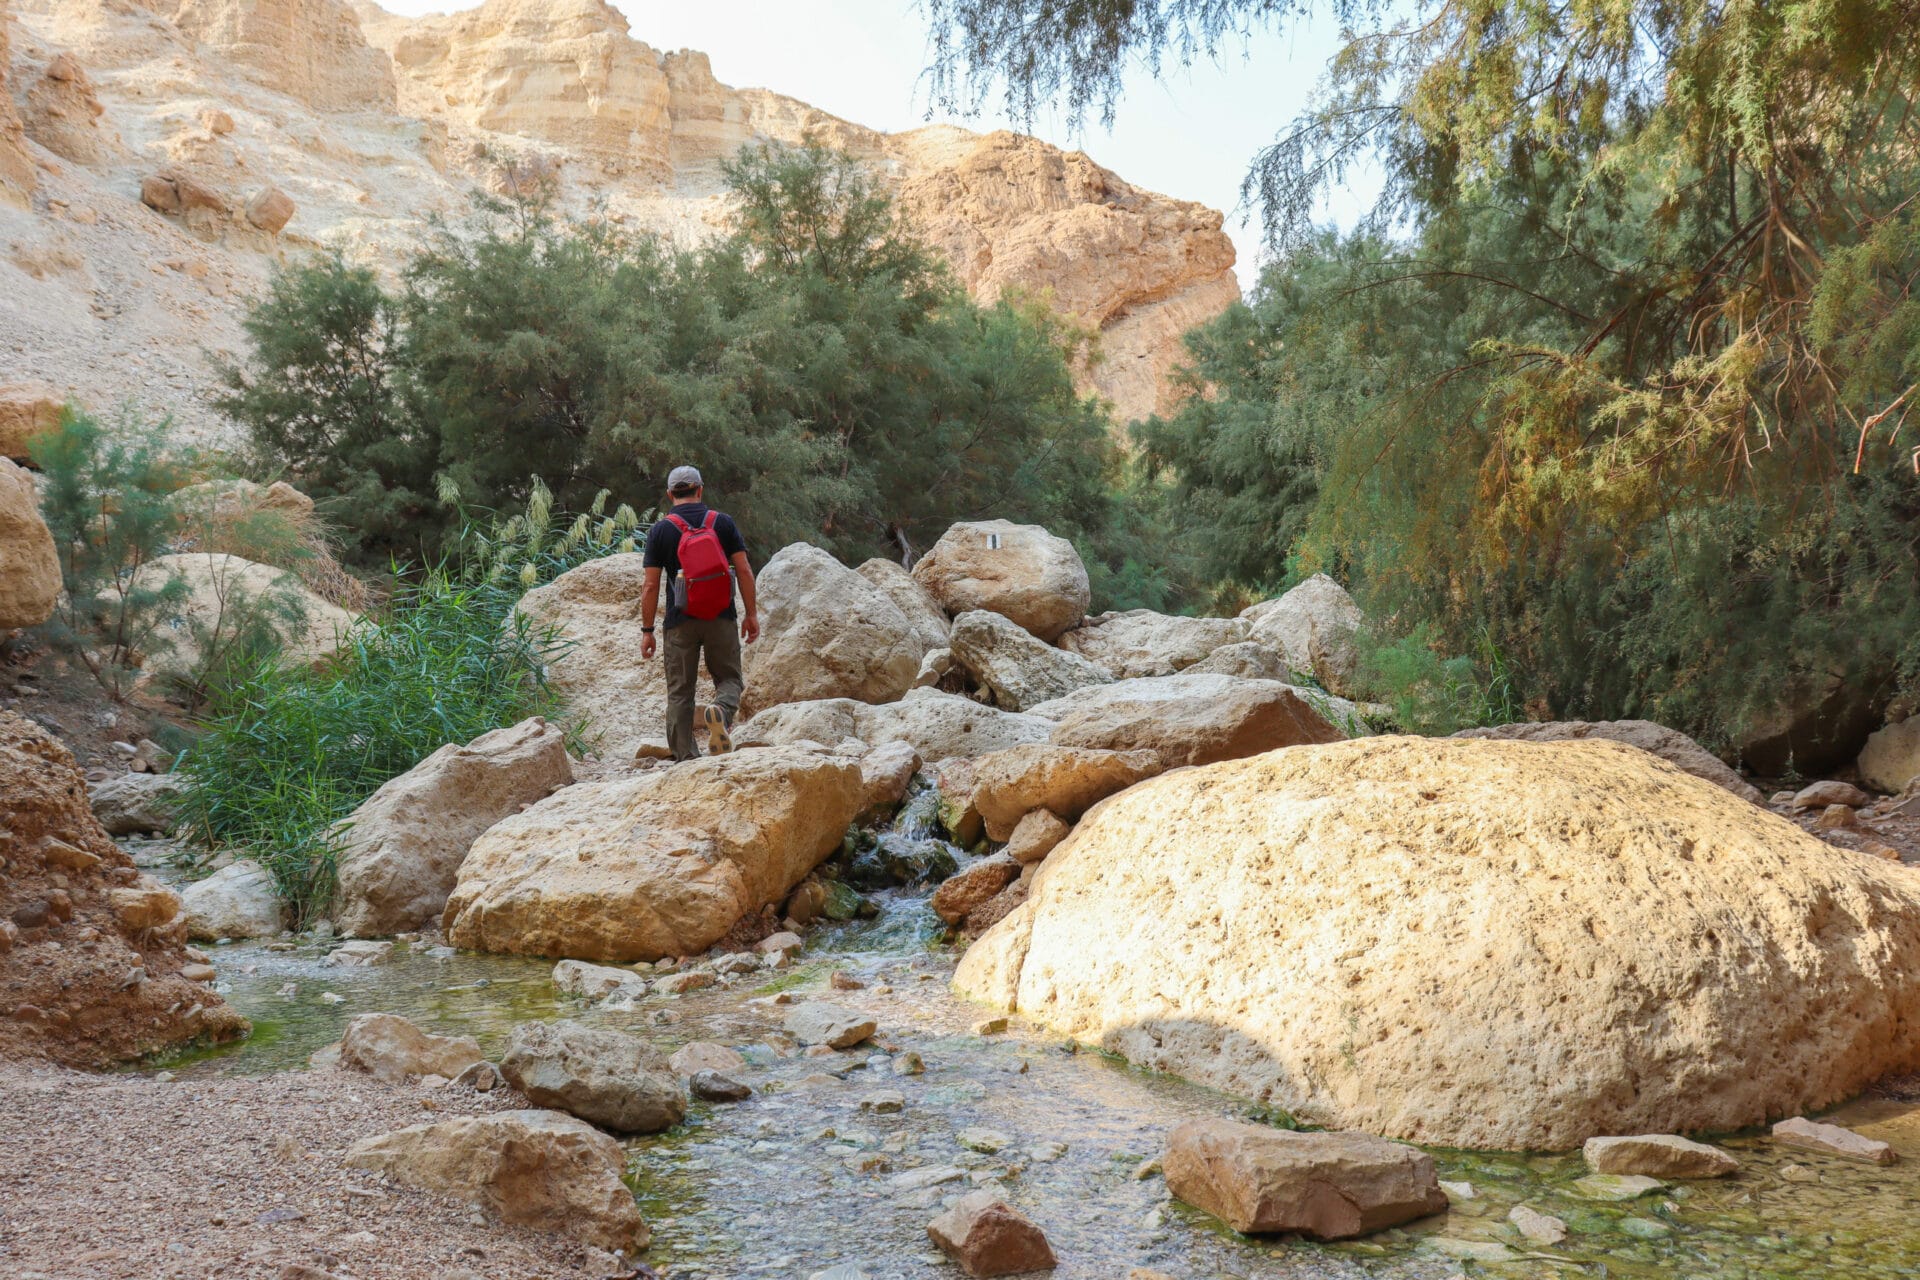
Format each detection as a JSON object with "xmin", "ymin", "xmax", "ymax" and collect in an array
[{"xmin": 642, "ymin": 626, "xmax": 656, "ymax": 633}]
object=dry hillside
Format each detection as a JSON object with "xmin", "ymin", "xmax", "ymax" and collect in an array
[{"xmin": 0, "ymin": 0, "xmax": 1238, "ymax": 442}]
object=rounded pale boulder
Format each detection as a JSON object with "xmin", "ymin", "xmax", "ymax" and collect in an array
[
  {"xmin": 444, "ymin": 746, "xmax": 863, "ymax": 962},
  {"xmin": 912, "ymin": 520, "xmax": 1090, "ymax": 642},
  {"xmin": 742, "ymin": 542, "xmax": 926, "ymax": 717},
  {"xmin": 957, "ymin": 736, "xmax": 1920, "ymax": 1151}
]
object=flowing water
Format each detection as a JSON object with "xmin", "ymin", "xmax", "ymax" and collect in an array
[{"xmin": 136, "ymin": 840, "xmax": 1920, "ymax": 1280}]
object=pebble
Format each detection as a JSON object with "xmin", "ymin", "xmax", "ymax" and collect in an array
[
  {"xmin": 957, "ymin": 1127, "xmax": 1010, "ymax": 1154},
  {"xmin": 1508, "ymin": 1203, "xmax": 1567, "ymax": 1245},
  {"xmin": 892, "ymin": 1051, "xmax": 925, "ymax": 1076},
  {"xmin": 1772, "ymin": 1116, "xmax": 1898, "ymax": 1165},
  {"xmin": 690, "ymin": 1071, "xmax": 752, "ymax": 1102},
  {"xmin": 829, "ymin": 970, "xmax": 866, "ymax": 990},
  {"xmin": 1572, "ymin": 1173, "xmax": 1666, "ymax": 1200},
  {"xmin": 1029, "ymin": 1141, "xmax": 1068, "ymax": 1163},
  {"xmin": 1439, "ymin": 1179, "xmax": 1475, "ymax": 1199},
  {"xmin": 888, "ymin": 1165, "xmax": 967, "ymax": 1190},
  {"xmin": 972, "ymin": 1016, "xmax": 1009, "ymax": 1035},
  {"xmin": 859, "ymin": 1091, "xmax": 906, "ymax": 1114}
]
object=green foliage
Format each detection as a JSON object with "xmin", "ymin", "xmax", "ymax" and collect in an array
[
  {"xmin": 1355, "ymin": 626, "xmax": 1525, "ymax": 737},
  {"xmin": 174, "ymin": 488, "xmax": 630, "ymax": 922},
  {"xmin": 220, "ymin": 142, "xmax": 1133, "ymax": 581},
  {"xmin": 926, "ymin": 0, "xmax": 1920, "ymax": 753},
  {"xmin": 29, "ymin": 407, "xmax": 190, "ymax": 700}
]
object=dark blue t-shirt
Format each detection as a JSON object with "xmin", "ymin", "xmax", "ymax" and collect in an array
[{"xmin": 642, "ymin": 502, "xmax": 747, "ymax": 629}]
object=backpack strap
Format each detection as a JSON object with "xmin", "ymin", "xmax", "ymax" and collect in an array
[
  {"xmin": 663, "ymin": 513, "xmax": 692, "ymax": 534},
  {"xmin": 699, "ymin": 511, "xmax": 717, "ymax": 531}
]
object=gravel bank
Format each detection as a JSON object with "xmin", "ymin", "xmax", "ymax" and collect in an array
[{"xmin": 0, "ymin": 1061, "xmax": 632, "ymax": 1280}]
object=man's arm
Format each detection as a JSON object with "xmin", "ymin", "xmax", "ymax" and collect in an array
[
  {"xmin": 731, "ymin": 551, "xmax": 759, "ymax": 643},
  {"xmin": 640, "ymin": 566, "xmax": 663, "ymax": 658}
]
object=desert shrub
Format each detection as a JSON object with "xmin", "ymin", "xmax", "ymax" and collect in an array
[
  {"xmin": 30, "ymin": 407, "xmax": 191, "ymax": 700},
  {"xmin": 217, "ymin": 142, "xmax": 1143, "ymax": 602},
  {"xmin": 173, "ymin": 486, "xmax": 636, "ymax": 921}
]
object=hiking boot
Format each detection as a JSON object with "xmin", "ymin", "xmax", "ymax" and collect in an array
[{"xmin": 704, "ymin": 704, "xmax": 733, "ymax": 756}]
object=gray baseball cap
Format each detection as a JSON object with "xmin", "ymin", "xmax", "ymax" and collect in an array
[{"xmin": 667, "ymin": 465, "xmax": 703, "ymax": 491}]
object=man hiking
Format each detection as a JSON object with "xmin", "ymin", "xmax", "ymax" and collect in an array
[{"xmin": 638, "ymin": 466, "xmax": 759, "ymax": 761}]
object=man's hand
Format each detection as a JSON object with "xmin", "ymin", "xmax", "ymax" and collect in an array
[
  {"xmin": 741, "ymin": 611, "xmax": 760, "ymax": 644},
  {"xmin": 641, "ymin": 632, "xmax": 657, "ymax": 660}
]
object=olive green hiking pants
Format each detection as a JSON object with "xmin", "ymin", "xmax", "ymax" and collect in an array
[{"xmin": 664, "ymin": 617, "xmax": 743, "ymax": 762}]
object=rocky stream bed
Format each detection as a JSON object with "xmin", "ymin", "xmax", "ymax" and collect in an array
[{"xmin": 120, "ymin": 837, "xmax": 1920, "ymax": 1280}]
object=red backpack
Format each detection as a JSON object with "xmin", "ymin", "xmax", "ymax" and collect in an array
[{"xmin": 666, "ymin": 511, "xmax": 733, "ymax": 619}]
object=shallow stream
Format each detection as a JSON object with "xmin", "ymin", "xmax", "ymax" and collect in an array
[{"xmin": 138, "ymin": 843, "xmax": 1920, "ymax": 1280}]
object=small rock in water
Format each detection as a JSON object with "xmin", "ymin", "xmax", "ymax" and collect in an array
[
  {"xmin": 1508, "ymin": 1203, "xmax": 1567, "ymax": 1245},
  {"xmin": 831, "ymin": 969, "xmax": 867, "ymax": 990},
  {"xmin": 1028, "ymin": 1141, "xmax": 1068, "ymax": 1163},
  {"xmin": 926, "ymin": 1190, "xmax": 1058, "ymax": 1277},
  {"xmin": 1422, "ymin": 1237, "xmax": 1516, "ymax": 1263},
  {"xmin": 1772, "ymin": 1115, "xmax": 1897, "ymax": 1164},
  {"xmin": 958, "ymin": 1127, "xmax": 1011, "ymax": 1154},
  {"xmin": 1620, "ymin": 1215, "xmax": 1673, "ymax": 1239},
  {"xmin": 785, "ymin": 1002, "xmax": 878, "ymax": 1050},
  {"xmin": 1778, "ymin": 1162, "xmax": 1820, "ymax": 1183},
  {"xmin": 860, "ymin": 1090, "xmax": 906, "ymax": 1114},
  {"xmin": 690, "ymin": 1070, "xmax": 752, "ymax": 1102},
  {"xmin": 1571, "ymin": 1173, "xmax": 1666, "ymax": 1200},
  {"xmin": 655, "ymin": 970, "xmax": 716, "ymax": 995},
  {"xmin": 323, "ymin": 940, "xmax": 393, "ymax": 967},
  {"xmin": 319, "ymin": 992, "xmax": 346, "ymax": 1005},
  {"xmin": 893, "ymin": 1050, "xmax": 926, "ymax": 1076},
  {"xmin": 1163, "ymin": 1119, "xmax": 1447, "ymax": 1239},
  {"xmin": 809, "ymin": 1267, "xmax": 872, "ymax": 1280},
  {"xmin": 1438, "ymin": 1179, "xmax": 1474, "ymax": 1199},
  {"xmin": 972, "ymin": 1016, "xmax": 1009, "ymax": 1036},
  {"xmin": 1583, "ymin": 1133, "xmax": 1740, "ymax": 1178},
  {"xmin": 670, "ymin": 1041, "xmax": 748, "ymax": 1076}
]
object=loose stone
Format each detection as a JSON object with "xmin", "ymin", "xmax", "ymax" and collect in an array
[
  {"xmin": 860, "ymin": 1090, "xmax": 906, "ymax": 1114},
  {"xmin": 1571, "ymin": 1173, "xmax": 1667, "ymax": 1200},
  {"xmin": 1162, "ymin": 1119, "xmax": 1447, "ymax": 1239},
  {"xmin": 926, "ymin": 1190, "xmax": 1058, "ymax": 1277},
  {"xmin": 1508, "ymin": 1203, "xmax": 1567, "ymax": 1245},
  {"xmin": 1584, "ymin": 1133, "xmax": 1740, "ymax": 1178},
  {"xmin": 690, "ymin": 1070, "xmax": 752, "ymax": 1102},
  {"xmin": 1772, "ymin": 1116, "xmax": 1898, "ymax": 1164},
  {"xmin": 785, "ymin": 1002, "xmax": 878, "ymax": 1049}
]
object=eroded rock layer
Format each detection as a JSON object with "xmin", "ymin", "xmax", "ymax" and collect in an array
[{"xmin": 2, "ymin": 0, "xmax": 1234, "ymax": 437}]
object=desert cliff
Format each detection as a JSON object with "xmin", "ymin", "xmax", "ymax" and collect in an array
[{"xmin": 0, "ymin": 0, "xmax": 1236, "ymax": 437}]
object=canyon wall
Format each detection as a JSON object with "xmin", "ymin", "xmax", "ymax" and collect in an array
[{"xmin": 0, "ymin": 0, "xmax": 1235, "ymax": 437}]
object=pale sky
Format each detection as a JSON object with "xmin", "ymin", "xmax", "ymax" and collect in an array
[{"xmin": 373, "ymin": 0, "xmax": 1383, "ymax": 285}]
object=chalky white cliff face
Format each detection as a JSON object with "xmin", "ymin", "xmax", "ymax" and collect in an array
[{"xmin": 0, "ymin": 0, "xmax": 1236, "ymax": 436}]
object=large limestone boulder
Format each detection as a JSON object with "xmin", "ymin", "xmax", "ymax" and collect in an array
[
  {"xmin": 1240, "ymin": 574, "xmax": 1366, "ymax": 697},
  {"xmin": 23, "ymin": 54, "xmax": 119, "ymax": 166},
  {"xmin": 335, "ymin": 717, "xmax": 574, "ymax": 937},
  {"xmin": 857, "ymin": 558, "xmax": 951, "ymax": 652},
  {"xmin": 911, "ymin": 520, "xmax": 1090, "ymax": 641},
  {"xmin": 1859, "ymin": 718, "xmax": 1920, "ymax": 795},
  {"xmin": 88, "ymin": 771, "xmax": 190, "ymax": 835},
  {"xmin": 344, "ymin": 1110, "xmax": 647, "ymax": 1253},
  {"xmin": 1025, "ymin": 673, "xmax": 1344, "ymax": 768},
  {"xmin": 970, "ymin": 744, "xmax": 1161, "ymax": 841},
  {"xmin": 957, "ymin": 736, "xmax": 1920, "ymax": 1150},
  {"xmin": 499, "ymin": 1020, "xmax": 686, "ymax": 1134},
  {"xmin": 736, "ymin": 688, "xmax": 1053, "ymax": 762},
  {"xmin": 179, "ymin": 859, "xmax": 284, "ymax": 940},
  {"xmin": 949, "ymin": 609, "xmax": 1112, "ymax": 712},
  {"xmin": 130, "ymin": 553, "xmax": 356, "ymax": 683},
  {"xmin": 0, "ymin": 711, "xmax": 248, "ymax": 1067},
  {"xmin": 1163, "ymin": 1119, "xmax": 1447, "ymax": 1239},
  {"xmin": 1058, "ymin": 609, "xmax": 1246, "ymax": 678},
  {"xmin": 512, "ymin": 553, "xmax": 710, "ymax": 760},
  {"xmin": 0, "ymin": 459, "xmax": 59, "ymax": 631},
  {"xmin": 444, "ymin": 746, "xmax": 863, "ymax": 962},
  {"xmin": 741, "ymin": 543, "xmax": 924, "ymax": 717},
  {"xmin": 1455, "ymin": 719, "xmax": 1762, "ymax": 802}
]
